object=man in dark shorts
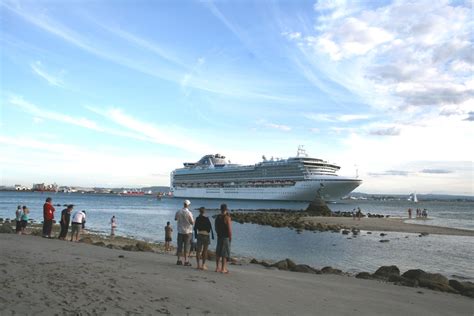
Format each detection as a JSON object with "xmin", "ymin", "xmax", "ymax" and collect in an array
[
  {"xmin": 165, "ymin": 221, "xmax": 173, "ymax": 251},
  {"xmin": 194, "ymin": 207, "xmax": 214, "ymax": 270},
  {"xmin": 59, "ymin": 205, "xmax": 73, "ymax": 240},
  {"xmin": 215, "ymin": 204, "xmax": 232, "ymax": 273},
  {"xmin": 42, "ymin": 197, "xmax": 55, "ymax": 238},
  {"xmin": 15, "ymin": 205, "xmax": 22, "ymax": 234}
]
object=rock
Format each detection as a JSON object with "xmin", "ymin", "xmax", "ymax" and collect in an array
[
  {"xmin": 419, "ymin": 232, "xmax": 429, "ymax": 236},
  {"xmin": 341, "ymin": 230, "xmax": 350, "ymax": 235},
  {"xmin": 449, "ymin": 280, "xmax": 474, "ymax": 298},
  {"xmin": 355, "ymin": 272, "xmax": 373, "ymax": 280},
  {"xmin": 0, "ymin": 223, "xmax": 14, "ymax": 234},
  {"xmin": 367, "ymin": 232, "xmax": 372, "ymax": 234},
  {"xmin": 136, "ymin": 241, "xmax": 153, "ymax": 252},
  {"xmin": 260, "ymin": 261, "xmax": 271, "ymax": 268},
  {"xmin": 321, "ymin": 266, "xmax": 343, "ymax": 275},
  {"xmin": 380, "ymin": 233, "xmax": 387, "ymax": 237},
  {"xmin": 305, "ymin": 197, "xmax": 332, "ymax": 216},
  {"xmin": 250, "ymin": 258, "xmax": 260, "ymax": 264},
  {"xmin": 402, "ymin": 270, "xmax": 456, "ymax": 293},
  {"xmin": 379, "ymin": 239, "xmax": 389, "ymax": 243},
  {"xmin": 402, "ymin": 269, "xmax": 427, "ymax": 280},
  {"xmin": 122, "ymin": 244, "xmax": 138, "ymax": 251},
  {"xmin": 272, "ymin": 258, "xmax": 296, "ymax": 271},
  {"xmin": 106, "ymin": 244, "xmax": 121, "ymax": 249},
  {"xmin": 388, "ymin": 275, "xmax": 418, "ymax": 287},
  {"xmin": 79, "ymin": 237, "xmax": 94, "ymax": 244},
  {"xmin": 118, "ymin": 255, "xmax": 124, "ymax": 258},
  {"xmin": 291, "ymin": 264, "xmax": 317, "ymax": 274},
  {"xmin": 93, "ymin": 241, "xmax": 106, "ymax": 247},
  {"xmin": 374, "ymin": 265, "xmax": 400, "ymax": 279}
]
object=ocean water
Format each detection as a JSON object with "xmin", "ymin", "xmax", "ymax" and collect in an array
[{"xmin": 1, "ymin": 192, "xmax": 473, "ymax": 280}]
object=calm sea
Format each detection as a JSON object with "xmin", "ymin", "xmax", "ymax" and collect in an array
[{"xmin": 1, "ymin": 191, "xmax": 473, "ymax": 280}]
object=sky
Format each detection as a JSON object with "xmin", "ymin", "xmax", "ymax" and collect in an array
[{"xmin": 0, "ymin": 0, "xmax": 473, "ymax": 195}]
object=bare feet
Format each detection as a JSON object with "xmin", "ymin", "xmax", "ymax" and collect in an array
[
  {"xmin": 202, "ymin": 265, "xmax": 208, "ymax": 271},
  {"xmin": 221, "ymin": 270, "xmax": 230, "ymax": 274},
  {"xmin": 215, "ymin": 268, "xmax": 222, "ymax": 273}
]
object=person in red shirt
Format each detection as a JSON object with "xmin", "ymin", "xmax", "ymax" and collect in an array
[{"xmin": 42, "ymin": 197, "xmax": 56, "ymax": 238}]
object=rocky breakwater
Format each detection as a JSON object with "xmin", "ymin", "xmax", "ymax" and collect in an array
[
  {"xmin": 356, "ymin": 266, "xmax": 474, "ymax": 298},
  {"xmin": 250, "ymin": 258, "xmax": 473, "ymax": 298},
  {"xmin": 229, "ymin": 211, "xmax": 347, "ymax": 233}
]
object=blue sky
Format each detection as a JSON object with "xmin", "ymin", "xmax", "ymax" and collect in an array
[{"xmin": 1, "ymin": 0, "xmax": 473, "ymax": 194}]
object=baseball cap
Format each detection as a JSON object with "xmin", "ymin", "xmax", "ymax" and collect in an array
[{"xmin": 184, "ymin": 199, "xmax": 191, "ymax": 206}]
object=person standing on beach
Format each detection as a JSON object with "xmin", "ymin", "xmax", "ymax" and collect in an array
[
  {"xmin": 175, "ymin": 200, "xmax": 194, "ymax": 266},
  {"xmin": 110, "ymin": 216, "xmax": 117, "ymax": 236},
  {"xmin": 15, "ymin": 205, "xmax": 22, "ymax": 234},
  {"xmin": 408, "ymin": 208, "xmax": 412, "ymax": 219},
  {"xmin": 59, "ymin": 205, "xmax": 73, "ymax": 240},
  {"xmin": 356, "ymin": 207, "xmax": 362, "ymax": 221},
  {"xmin": 215, "ymin": 204, "xmax": 232, "ymax": 274},
  {"xmin": 194, "ymin": 207, "xmax": 214, "ymax": 270},
  {"xmin": 42, "ymin": 197, "xmax": 55, "ymax": 238},
  {"xmin": 20, "ymin": 206, "xmax": 29, "ymax": 234},
  {"xmin": 70, "ymin": 210, "xmax": 86, "ymax": 242},
  {"xmin": 164, "ymin": 221, "xmax": 173, "ymax": 251}
]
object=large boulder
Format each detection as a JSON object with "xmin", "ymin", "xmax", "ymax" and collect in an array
[
  {"xmin": 388, "ymin": 275, "xmax": 418, "ymax": 287},
  {"xmin": 355, "ymin": 272, "xmax": 373, "ymax": 280},
  {"xmin": 291, "ymin": 264, "xmax": 318, "ymax": 274},
  {"xmin": 0, "ymin": 223, "xmax": 14, "ymax": 234},
  {"xmin": 373, "ymin": 266, "xmax": 400, "ymax": 279},
  {"xmin": 402, "ymin": 269, "xmax": 426, "ymax": 280},
  {"xmin": 79, "ymin": 237, "xmax": 94, "ymax": 244},
  {"xmin": 321, "ymin": 266, "xmax": 343, "ymax": 275},
  {"xmin": 449, "ymin": 280, "xmax": 474, "ymax": 298},
  {"xmin": 305, "ymin": 198, "xmax": 332, "ymax": 216},
  {"xmin": 272, "ymin": 259, "xmax": 296, "ymax": 271},
  {"xmin": 136, "ymin": 241, "xmax": 153, "ymax": 252},
  {"xmin": 402, "ymin": 269, "xmax": 457, "ymax": 293}
]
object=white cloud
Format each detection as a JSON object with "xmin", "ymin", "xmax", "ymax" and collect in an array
[
  {"xmin": 305, "ymin": 113, "xmax": 371, "ymax": 122},
  {"xmin": 30, "ymin": 61, "xmax": 65, "ymax": 87},
  {"xmin": 265, "ymin": 123, "xmax": 292, "ymax": 131},
  {"xmin": 9, "ymin": 95, "xmax": 101, "ymax": 130},
  {"xmin": 284, "ymin": 0, "xmax": 473, "ymax": 112}
]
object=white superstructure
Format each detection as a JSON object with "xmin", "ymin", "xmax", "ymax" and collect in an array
[{"xmin": 171, "ymin": 147, "xmax": 362, "ymax": 202}]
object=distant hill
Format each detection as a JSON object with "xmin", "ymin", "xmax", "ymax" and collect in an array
[{"xmin": 349, "ymin": 192, "xmax": 474, "ymax": 201}]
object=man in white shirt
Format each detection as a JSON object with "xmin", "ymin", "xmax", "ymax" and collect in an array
[
  {"xmin": 175, "ymin": 200, "xmax": 194, "ymax": 266},
  {"xmin": 70, "ymin": 210, "xmax": 86, "ymax": 242}
]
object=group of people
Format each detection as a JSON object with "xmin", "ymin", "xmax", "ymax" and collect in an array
[
  {"xmin": 14, "ymin": 205, "xmax": 30, "ymax": 234},
  {"xmin": 408, "ymin": 208, "xmax": 428, "ymax": 219},
  {"xmin": 352, "ymin": 207, "xmax": 363, "ymax": 220},
  {"xmin": 170, "ymin": 200, "xmax": 232, "ymax": 273}
]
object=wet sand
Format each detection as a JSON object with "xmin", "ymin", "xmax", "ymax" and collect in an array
[
  {"xmin": 302, "ymin": 216, "xmax": 474, "ymax": 236},
  {"xmin": 1, "ymin": 234, "xmax": 473, "ymax": 315}
]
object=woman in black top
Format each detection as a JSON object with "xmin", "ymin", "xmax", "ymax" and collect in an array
[{"xmin": 194, "ymin": 207, "xmax": 214, "ymax": 270}]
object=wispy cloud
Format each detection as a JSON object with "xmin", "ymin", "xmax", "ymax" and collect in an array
[
  {"xmin": 85, "ymin": 106, "xmax": 213, "ymax": 153},
  {"xmin": 256, "ymin": 119, "xmax": 292, "ymax": 131},
  {"xmin": 368, "ymin": 170, "xmax": 411, "ymax": 177},
  {"xmin": 9, "ymin": 95, "xmax": 101, "ymax": 130},
  {"xmin": 420, "ymin": 169, "xmax": 453, "ymax": 174},
  {"xmin": 305, "ymin": 113, "xmax": 371, "ymax": 122},
  {"xmin": 30, "ymin": 61, "xmax": 64, "ymax": 87},
  {"xmin": 7, "ymin": 95, "xmax": 208, "ymax": 153},
  {"xmin": 368, "ymin": 126, "xmax": 400, "ymax": 136}
]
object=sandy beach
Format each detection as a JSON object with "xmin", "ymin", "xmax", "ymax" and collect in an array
[
  {"xmin": 1, "ymin": 234, "xmax": 472, "ymax": 315},
  {"xmin": 302, "ymin": 216, "xmax": 474, "ymax": 236}
]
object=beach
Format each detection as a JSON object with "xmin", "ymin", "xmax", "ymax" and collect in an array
[
  {"xmin": 1, "ymin": 233, "xmax": 473, "ymax": 316},
  {"xmin": 301, "ymin": 216, "xmax": 474, "ymax": 236}
]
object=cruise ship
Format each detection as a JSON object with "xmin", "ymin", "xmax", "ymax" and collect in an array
[{"xmin": 170, "ymin": 147, "xmax": 362, "ymax": 202}]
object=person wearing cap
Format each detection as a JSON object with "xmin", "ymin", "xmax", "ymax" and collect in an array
[
  {"xmin": 194, "ymin": 207, "xmax": 214, "ymax": 270},
  {"xmin": 42, "ymin": 197, "xmax": 56, "ymax": 238},
  {"xmin": 175, "ymin": 200, "xmax": 194, "ymax": 266},
  {"xmin": 215, "ymin": 203, "xmax": 232, "ymax": 274},
  {"xmin": 59, "ymin": 204, "xmax": 74, "ymax": 240},
  {"xmin": 70, "ymin": 210, "xmax": 86, "ymax": 242}
]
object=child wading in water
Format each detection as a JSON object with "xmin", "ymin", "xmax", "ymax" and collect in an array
[{"xmin": 165, "ymin": 221, "xmax": 173, "ymax": 251}]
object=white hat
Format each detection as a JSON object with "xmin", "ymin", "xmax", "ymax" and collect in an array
[{"xmin": 184, "ymin": 199, "xmax": 191, "ymax": 206}]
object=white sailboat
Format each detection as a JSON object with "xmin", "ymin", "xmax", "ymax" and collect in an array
[{"xmin": 408, "ymin": 192, "xmax": 418, "ymax": 203}]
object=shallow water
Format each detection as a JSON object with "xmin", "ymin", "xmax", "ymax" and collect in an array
[{"xmin": 1, "ymin": 192, "xmax": 473, "ymax": 279}]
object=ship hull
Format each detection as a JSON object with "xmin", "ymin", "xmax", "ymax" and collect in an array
[{"xmin": 172, "ymin": 178, "xmax": 361, "ymax": 202}]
